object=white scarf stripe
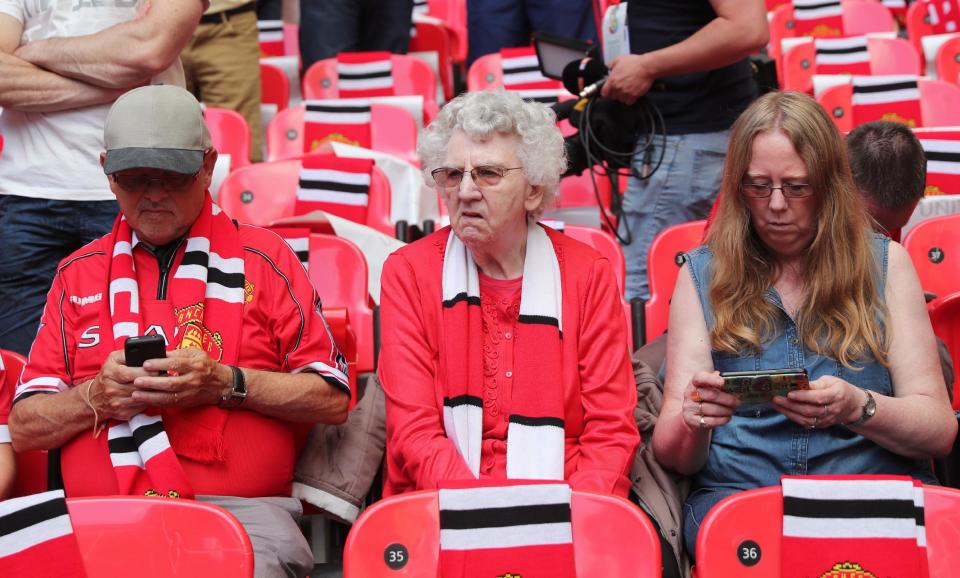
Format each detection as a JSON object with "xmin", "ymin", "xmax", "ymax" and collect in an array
[
  {"xmin": 503, "ymin": 70, "xmax": 551, "ymax": 85},
  {"xmin": 928, "ymin": 160, "xmax": 960, "ymax": 174},
  {"xmin": 782, "ymin": 516, "xmax": 919, "ymax": 539},
  {"xmin": 296, "ymin": 190, "xmax": 370, "ymax": 206},
  {"xmin": 137, "ymin": 430, "xmax": 173, "ymax": 463},
  {"xmin": 110, "ymin": 451, "xmax": 145, "ymax": 469},
  {"xmin": 919, "ymin": 139, "xmax": 960, "ymax": 153},
  {"xmin": 519, "ymin": 223, "xmax": 562, "ymax": 331},
  {"xmin": 506, "ymin": 421, "xmax": 565, "ymax": 480},
  {"xmin": 0, "ymin": 425, "xmax": 9, "ymax": 444},
  {"xmin": 337, "ymin": 60, "xmax": 392, "ymax": 75},
  {"xmin": 112, "ymin": 322, "xmax": 140, "ymax": 340},
  {"xmin": 781, "ymin": 478, "xmax": 916, "ymax": 500},
  {"xmin": 113, "ymin": 241, "xmax": 133, "ymax": 257},
  {"xmin": 109, "ymin": 278, "xmax": 139, "ymax": 314},
  {"xmin": 440, "ymin": 523, "xmax": 573, "ymax": 551},
  {"xmin": 259, "ymin": 31, "xmax": 283, "ymax": 42},
  {"xmin": 443, "ymin": 403, "xmax": 482, "ymax": 476},
  {"xmin": 304, "ymin": 110, "xmax": 372, "ymax": 124},
  {"xmin": 339, "ymin": 77, "xmax": 394, "ymax": 91},
  {"xmin": 184, "ymin": 236, "xmax": 211, "ymax": 253},
  {"xmin": 851, "ymin": 87, "xmax": 921, "ymax": 105},
  {"xmin": 0, "ymin": 515, "xmax": 73, "ymax": 558},
  {"xmin": 205, "ymin": 283, "xmax": 245, "ymax": 304},
  {"xmin": 439, "ymin": 482, "xmax": 572, "ymax": 511}
]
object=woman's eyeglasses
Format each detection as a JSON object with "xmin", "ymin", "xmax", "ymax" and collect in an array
[
  {"xmin": 740, "ymin": 182, "xmax": 814, "ymax": 198},
  {"xmin": 112, "ymin": 172, "xmax": 198, "ymax": 192},
  {"xmin": 430, "ymin": 166, "xmax": 523, "ymax": 188}
]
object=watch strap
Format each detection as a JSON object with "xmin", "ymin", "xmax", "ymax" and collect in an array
[
  {"xmin": 847, "ymin": 388, "xmax": 876, "ymax": 427},
  {"xmin": 219, "ymin": 365, "xmax": 247, "ymax": 408}
]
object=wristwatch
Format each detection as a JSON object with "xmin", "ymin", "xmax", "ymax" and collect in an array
[
  {"xmin": 847, "ymin": 389, "xmax": 876, "ymax": 427},
  {"xmin": 219, "ymin": 365, "xmax": 247, "ymax": 409}
]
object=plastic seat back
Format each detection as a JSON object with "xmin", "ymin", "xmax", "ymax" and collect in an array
[
  {"xmin": 645, "ymin": 220, "xmax": 707, "ymax": 342},
  {"xmin": 219, "ymin": 157, "xmax": 395, "ymax": 238},
  {"xmin": 425, "ymin": 0, "xmax": 467, "ymax": 63},
  {"xmin": 906, "ymin": 0, "xmax": 937, "ymax": 57},
  {"xmin": 928, "ymin": 291, "xmax": 960, "ymax": 410},
  {"xmin": 936, "ymin": 35, "xmax": 960, "ymax": 84},
  {"xmin": 265, "ymin": 104, "xmax": 419, "ymax": 166},
  {"xmin": 302, "ymin": 54, "xmax": 438, "ymax": 118},
  {"xmin": 308, "ymin": 234, "xmax": 376, "ymax": 373},
  {"xmin": 696, "ymin": 484, "xmax": 960, "ymax": 578},
  {"xmin": 68, "ymin": 496, "xmax": 254, "ymax": 577},
  {"xmin": 343, "ymin": 489, "xmax": 661, "ymax": 577},
  {"xmin": 3, "ymin": 349, "xmax": 48, "ymax": 498},
  {"xmin": 466, "ymin": 52, "xmax": 502, "ymax": 90},
  {"xmin": 260, "ymin": 61, "xmax": 290, "ymax": 111},
  {"xmin": 204, "ymin": 106, "xmax": 251, "ymax": 171},
  {"xmin": 410, "ymin": 20, "xmax": 455, "ymax": 100},
  {"xmin": 819, "ymin": 77, "xmax": 960, "ymax": 130},
  {"xmin": 564, "ymin": 225, "xmax": 635, "ymax": 351},
  {"xmin": 903, "ymin": 212, "xmax": 960, "ymax": 299},
  {"xmin": 783, "ymin": 37, "xmax": 921, "ymax": 93}
]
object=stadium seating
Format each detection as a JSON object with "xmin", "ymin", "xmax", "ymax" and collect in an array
[
  {"xmin": 644, "ymin": 220, "xmax": 708, "ymax": 345},
  {"xmin": 418, "ymin": 0, "xmax": 467, "ymax": 64},
  {"xmin": 818, "ymin": 77, "xmax": 960, "ymax": 131},
  {"xmin": 203, "ymin": 106, "xmax": 251, "ymax": 171},
  {"xmin": 928, "ymin": 291, "xmax": 960, "ymax": 410},
  {"xmin": 409, "ymin": 20, "xmax": 455, "ymax": 101},
  {"xmin": 217, "ymin": 157, "xmax": 396, "ymax": 239},
  {"xmin": 307, "ymin": 234, "xmax": 378, "ymax": 375},
  {"xmin": 264, "ymin": 104, "xmax": 419, "ymax": 166},
  {"xmin": 69, "ymin": 496, "xmax": 254, "ymax": 577},
  {"xmin": 934, "ymin": 34, "xmax": 960, "ymax": 84},
  {"xmin": 902, "ymin": 212, "xmax": 960, "ymax": 299},
  {"xmin": 781, "ymin": 36, "xmax": 921, "ymax": 94},
  {"xmin": 3, "ymin": 349, "xmax": 50, "ymax": 499},
  {"xmin": 695, "ymin": 484, "xmax": 960, "ymax": 578},
  {"xmin": 343, "ymin": 489, "xmax": 662, "ymax": 577},
  {"xmin": 260, "ymin": 61, "xmax": 290, "ymax": 111},
  {"xmin": 768, "ymin": 0, "xmax": 896, "ymax": 77},
  {"xmin": 565, "ymin": 225, "xmax": 641, "ymax": 351},
  {"xmin": 302, "ymin": 54, "xmax": 439, "ymax": 120}
]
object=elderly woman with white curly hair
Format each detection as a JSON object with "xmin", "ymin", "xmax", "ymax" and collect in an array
[{"xmin": 378, "ymin": 90, "xmax": 640, "ymax": 496}]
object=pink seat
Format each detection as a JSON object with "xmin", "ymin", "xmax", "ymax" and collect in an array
[
  {"xmin": 928, "ymin": 291, "xmax": 960, "ymax": 410},
  {"xmin": 818, "ymin": 77, "xmax": 960, "ymax": 131},
  {"xmin": 307, "ymin": 234, "xmax": 377, "ymax": 374},
  {"xmin": 466, "ymin": 52, "xmax": 502, "ymax": 89},
  {"xmin": 769, "ymin": 0, "xmax": 896, "ymax": 79},
  {"xmin": 565, "ymin": 225, "xmax": 637, "ymax": 351},
  {"xmin": 696, "ymin": 484, "xmax": 960, "ymax": 578},
  {"xmin": 264, "ymin": 104, "xmax": 419, "ymax": 167},
  {"xmin": 409, "ymin": 20, "xmax": 455, "ymax": 101},
  {"xmin": 69, "ymin": 496, "xmax": 254, "ymax": 577},
  {"xmin": 343, "ymin": 489, "xmax": 662, "ymax": 577},
  {"xmin": 782, "ymin": 36, "xmax": 921, "ymax": 93},
  {"xmin": 423, "ymin": 0, "xmax": 467, "ymax": 64},
  {"xmin": 217, "ymin": 157, "xmax": 396, "ymax": 239},
  {"xmin": 645, "ymin": 220, "xmax": 707, "ymax": 344},
  {"xmin": 260, "ymin": 61, "xmax": 290, "ymax": 111},
  {"xmin": 906, "ymin": 0, "xmax": 937, "ymax": 57},
  {"xmin": 302, "ymin": 54, "xmax": 439, "ymax": 121},
  {"xmin": 3, "ymin": 349, "xmax": 49, "ymax": 499},
  {"xmin": 936, "ymin": 35, "xmax": 960, "ymax": 85},
  {"xmin": 203, "ymin": 106, "xmax": 250, "ymax": 170},
  {"xmin": 902, "ymin": 212, "xmax": 960, "ymax": 299}
]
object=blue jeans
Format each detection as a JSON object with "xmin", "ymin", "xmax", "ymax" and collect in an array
[
  {"xmin": 299, "ymin": 0, "xmax": 414, "ymax": 72},
  {"xmin": 618, "ymin": 131, "xmax": 729, "ymax": 301},
  {"xmin": 0, "ymin": 196, "xmax": 118, "ymax": 355}
]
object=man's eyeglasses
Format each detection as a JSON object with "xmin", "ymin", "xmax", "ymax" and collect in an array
[
  {"xmin": 740, "ymin": 182, "xmax": 814, "ymax": 199},
  {"xmin": 112, "ymin": 172, "xmax": 198, "ymax": 192},
  {"xmin": 430, "ymin": 166, "xmax": 523, "ymax": 188}
]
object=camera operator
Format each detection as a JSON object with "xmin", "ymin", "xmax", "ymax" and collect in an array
[{"xmin": 600, "ymin": 0, "xmax": 768, "ymax": 302}]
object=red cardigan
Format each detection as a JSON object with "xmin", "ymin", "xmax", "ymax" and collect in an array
[{"xmin": 378, "ymin": 226, "xmax": 639, "ymax": 497}]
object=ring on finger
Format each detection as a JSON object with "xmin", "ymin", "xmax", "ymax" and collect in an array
[{"xmin": 699, "ymin": 414, "xmax": 706, "ymax": 429}]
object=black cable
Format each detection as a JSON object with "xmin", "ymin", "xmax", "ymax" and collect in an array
[{"xmin": 572, "ymin": 94, "xmax": 666, "ymax": 245}]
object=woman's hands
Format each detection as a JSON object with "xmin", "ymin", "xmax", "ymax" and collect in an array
[
  {"xmin": 683, "ymin": 371, "xmax": 742, "ymax": 431},
  {"xmin": 773, "ymin": 375, "xmax": 864, "ymax": 429}
]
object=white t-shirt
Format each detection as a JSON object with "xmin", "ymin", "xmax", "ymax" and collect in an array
[{"xmin": 0, "ymin": 0, "xmax": 183, "ymax": 201}]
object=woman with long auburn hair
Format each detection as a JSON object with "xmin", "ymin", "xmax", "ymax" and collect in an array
[{"xmin": 651, "ymin": 91, "xmax": 957, "ymax": 558}]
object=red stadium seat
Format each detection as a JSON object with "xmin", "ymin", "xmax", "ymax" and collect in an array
[
  {"xmin": 564, "ymin": 225, "xmax": 638, "ymax": 351},
  {"xmin": 781, "ymin": 36, "xmax": 921, "ymax": 94},
  {"xmin": 769, "ymin": 0, "xmax": 896, "ymax": 78},
  {"xmin": 69, "ymin": 496, "xmax": 254, "ymax": 577},
  {"xmin": 928, "ymin": 291, "xmax": 960, "ymax": 410},
  {"xmin": 645, "ymin": 220, "xmax": 707, "ymax": 344},
  {"xmin": 466, "ymin": 52, "xmax": 502, "ymax": 89},
  {"xmin": 906, "ymin": 0, "xmax": 937, "ymax": 57},
  {"xmin": 935, "ymin": 35, "xmax": 960, "ymax": 85},
  {"xmin": 264, "ymin": 104, "xmax": 419, "ymax": 167},
  {"xmin": 343, "ymin": 489, "xmax": 662, "ymax": 578},
  {"xmin": 260, "ymin": 61, "xmax": 290, "ymax": 112},
  {"xmin": 422, "ymin": 0, "xmax": 467, "ymax": 64},
  {"xmin": 308, "ymin": 234, "xmax": 377, "ymax": 374},
  {"xmin": 217, "ymin": 157, "xmax": 395, "ymax": 239},
  {"xmin": 3, "ymin": 349, "xmax": 49, "ymax": 499},
  {"xmin": 818, "ymin": 77, "xmax": 960, "ymax": 131},
  {"xmin": 203, "ymin": 106, "xmax": 251, "ymax": 171},
  {"xmin": 695, "ymin": 484, "xmax": 960, "ymax": 578},
  {"xmin": 409, "ymin": 20, "xmax": 455, "ymax": 101},
  {"xmin": 302, "ymin": 54, "xmax": 439, "ymax": 121},
  {"xmin": 902, "ymin": 212, "xmax": 960, "ymax": 299}
]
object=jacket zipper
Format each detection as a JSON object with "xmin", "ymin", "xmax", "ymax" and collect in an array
[{"xmin": 154, "ymin": 239, "xmax": 185, "ymax": 300}]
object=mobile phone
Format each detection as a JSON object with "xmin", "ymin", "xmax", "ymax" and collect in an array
[
  {"xmin": 124, "ymin": 334, "xmax": 167, "ymax": 371},
  {"xmin": 720, "ymin": 368, "xmax": 810, "ymax": 407}
]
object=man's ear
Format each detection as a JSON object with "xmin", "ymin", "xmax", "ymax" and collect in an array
[
  {"xmin": 99, "ymin": 152, "xmax": 106, "ymax": 168},
  {"xmin": 199, "ymin": 148, "xmax": 218, "ymax": 187}
]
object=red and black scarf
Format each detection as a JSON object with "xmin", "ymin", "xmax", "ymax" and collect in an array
[
  {"xmin": 0, "ymin": 490, "xmax": 86, "ymax": 577},
  {"xmin": 440, "ymin": 223, "xmax": 565, "ymax": 480},
  {"xmin": 61, "ymin": 195, "xmax": 245, "ymax": 499}
]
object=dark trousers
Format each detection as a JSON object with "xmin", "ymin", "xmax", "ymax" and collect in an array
[
  {"xmin": 466, "ymin": 0, "xmax": 599, "ymax": 66},
  {"xmin": 298, "ymin": 0, "xmax": 414, "ymax": 73},
  {"xmin": 0, "ymin": 196, "xmax": 118, "ymax": 355}
]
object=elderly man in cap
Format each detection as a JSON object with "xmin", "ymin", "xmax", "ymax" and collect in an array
[{"xmin": 9, "ymin": 85, "xmax": 350, "ymax": 578}]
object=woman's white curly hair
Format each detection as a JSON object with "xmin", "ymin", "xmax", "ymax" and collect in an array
[{"xmin": 417, "ymin": 89, "xmax": 567, "ymax": 220}]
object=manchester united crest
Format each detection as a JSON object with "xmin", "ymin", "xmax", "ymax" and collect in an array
[{"xmin": 818, "ymin": 562, "xmax": 877, "ymax": 578}]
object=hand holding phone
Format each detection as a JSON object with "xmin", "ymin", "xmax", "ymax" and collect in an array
[
  {"xmin": 721, "ymin": 368, "xmax": 810, "ymax": 408},
  {"xmin": 124, "ymin": 334, "xmax": 167, "ymax": 374}
]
